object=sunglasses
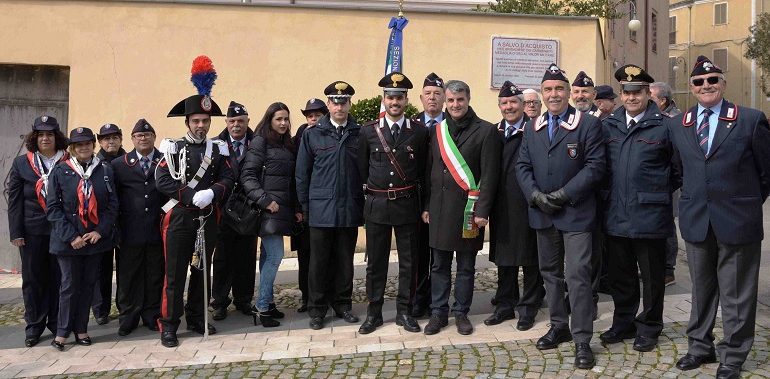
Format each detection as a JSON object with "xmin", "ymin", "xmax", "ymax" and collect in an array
[{"xmin": 691, "ymin": 76, "xmax": 721, "ymax": 86}]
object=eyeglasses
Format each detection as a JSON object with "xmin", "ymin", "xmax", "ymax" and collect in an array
[
  {"xmin": 132, "ymin": 133, "xmax": 154, "ymax": 139},
  {"xmin": 523, "ymin": 100, "xmax": 541, "ymax": 106},
  {"xmin": 691, "ymin": 76, "xmax": 721, "ymax": 87}
]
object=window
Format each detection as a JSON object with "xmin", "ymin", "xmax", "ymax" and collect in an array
[
  {"xmin": 669, "ymin": 57, "xmax": 677, "ymax": 89},
  {"xmin": 651, "ymin": 11, "xmax": 658, "ymax": 53},
  {"xmin": 629, "ymin": 0, "xmax": 638, "ymax": 41},
  {"xmin": 713, "ymin": 48, "xmax": 728, "ymax": 71},
  {"xmin": 669, "ymin": 16, "xmax": 677, "ymax": 44},
  {"xmin": 714, "ymin": 2, "xmax": 728, "ymax": 25}
]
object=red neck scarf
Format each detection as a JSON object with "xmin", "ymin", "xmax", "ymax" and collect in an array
[
  {"xmin": 64, "ymin": 156, "xmax": 101, "ymax": 228},
  {"xmin": 26, "ymin": 150, "xmax": 67, "ymax": 211}
]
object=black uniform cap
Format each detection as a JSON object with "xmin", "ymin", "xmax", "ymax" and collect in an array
[
  {"xmin": 167, "ymin": 94, "xmax": 224, "ymax": 117},
  {"xmin": 379, "ymin": 72, "xmax": 413, "ymax": 95},
  {"xmin": 542, "ymin": 63, "xmax": 569, "ymax": 83},
  {"xmin": 690, "ymin": 55, "xmax": 723, "ymax": 77},
  {"xmin": 594, "ymin": 85, "xmax": 618, "ymax": 100},
  {"xmin": 423, "ymin": 72, "xmax": 444, "ymax": 88},
  {"xmin": 498, "ymin": 81, "xmax": 523, "ymax": 97},
  {"xmin": 301, "ymin": 98, "xmax": 329, "ymax": 116},
  {"xmin": 33, "ymin": 115, "xmax": 59, "ymax": 131},
  {"xmin": 227, "ymin": 101, "xmax": 248, "ymax": 118},
  {"xmin": 97, "ymin": 123, "xmax": 122, "ymax": 138},
  {"xmin": 69, "ymin": 127, "xmax": 96, "ymax": 143},
  {"xmin": 572, "ymin": 71, "xmax": 595, "ymax": 87},
  {"xmin": 614, "ymin": 64, "xmax": 655, "ymax": 91},
  {"xmin": 324, "ymin": 81, "xmax": 355, "ymax": 104},
  {"xmin": 132, "ymin": 118, "xmax": 155, "ymax": 134}
]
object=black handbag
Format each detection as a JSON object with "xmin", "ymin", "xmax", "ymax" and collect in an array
[{"xmin": 223, "ymin": 187, "xmax": 261, "ymax": 235}]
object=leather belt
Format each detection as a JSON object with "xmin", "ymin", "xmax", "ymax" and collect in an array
[{"xmin": 366, "ymin": 185, "xmax": 416, "ymax": 200}]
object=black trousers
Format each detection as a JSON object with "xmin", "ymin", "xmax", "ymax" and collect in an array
[
  {"xmin": 92, "ymin": 247, "xmax": 117, "ymax": 319},
  {"xmin": 20, "ymin": 234, "xmax": 60, "ymax": 338},
  {"xmin": 116, "ymin": 243, "xmax": 164, "ymax": 330},
  {"xmin": 159, "ymin": 207, "xmax": 217, "ymax": 333},
  {"xmin": 211, "ymin": 223, "xmax": 258, "ymax": 309},
  {"xmin": 307, "ymin": 227, "xmax": 357, "ymax": 318},
  {"xmin": 410, "ymin": 220, "xmax": 432, "ymax": 312},
  {"xmin": 605, "ymin": 236, "xmax": 666, "ymax": 338},
  {"xmin": 431, "ymin": 249, "xmax": 477, "ymax": 317},
  {"xmin": 57, "ymin": 253, "xmax": 101, "ymax": 338},
  {"xmin": 294, "ymin": 225, "xmax": 311, "ymax": 305},
  {"xmin": 365, "ymin": 222, "xmax": 415, "ymax": 316},
  {"xmin": 495, "ymin": 265, "xmax": 544, "ymax": 320}
]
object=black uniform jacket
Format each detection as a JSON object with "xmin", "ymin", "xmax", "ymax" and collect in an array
[
  {"xmin": 46, "ymin": 159, "xmax": 119, "ymax": 255},
  {"xmin": 424, "ymin": 107, "xmax": 502, "ymax": 252},
  {"xmin": 358, "ymin": 117, "xmax": 429, "ymax": 225},
  {"xmin": 216, "ymin": 127, "xmax": 254, "ymax": 179},
  {"xmin": 515, "ymin": 105, "xmax": 606, "ymax": 232},
  {"xmin": 97, "ymin": 148, "xmax": 126, "ymax": 163},
  {"xmin": 295, "ymin": 115, "xmax": 364, "ymax": 228},
  {"xmin": 668, "ymin": 100, "xmax": 770, "ymax": 245},
  {"xmin": 489, "ymin": 117, "xmax": 538, "ymax": 266},
  {"xmin": 155, "ymin": 138, "xmax": 235, "ymax": 210},
  {"xmin": 111, "ymin": 149, "xmax": 167, "ymax": 247},
  {"xmin": 7, "ymin": 152, "xmax": 67, "ymax": 239},
  {"xmin": 601, "ymin": 102, "xmax": 677, "ymax": 239}
]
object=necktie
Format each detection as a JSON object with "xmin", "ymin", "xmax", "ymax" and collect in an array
[
  {"xmin": 391, "ymin": 122, "xmax": 400, "ymax": 142},
  {"xmin": 505, "ymin": 124, "xmax": 514, "ymax": 139},
  {"xmin": 548, "ymin": 115, "xmax": 560, "ymax": 142},
  {"xmin": 233, "ymin": 140, "xmax": 242, "ymax": 159},
  {"xmin": 140, "ymin": 156, "xmax": 150, "ymax": 176},
  {"xmin": 697, "ymin": 109, "xmax": 712, "ymax": 155},
  {"xmin": 428, "ymin": 119, "xmax": 437, "ymax": 129},
  {"xmin": 628, "ymin": 119, "xmax": 637, "ymax": 130}
]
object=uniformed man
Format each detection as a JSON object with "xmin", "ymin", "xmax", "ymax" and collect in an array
[
  {"xmin": 487, "ymin": 81, "xmax": 544, "ymax": 331},
  {"xmin": 358, "ymin": 72, "xmax": 429, "ymax": 334},
  {"xmin": 422, "ymin": 80, "xmax": 501, "ymax": 336},
  {"xmin": 593, "ymin": 85, "xmax": 618, "ymax": 121},
  {"xmin": 291, "ymin": 98, "xmax": 329, "ymax": 313},
  {"xmin": 669, "ymin": 56, "xmax": 770, "ymax": 379},
  {"xmin": 571, "ymin": 71, "xmax": 599, "ymax": 115},
  {"xmin": 155, "ymin": 83, "xmax": 235, "ymax": 347},
  {"xmin": 92, "ymin": 123, "xmax": 126, "ymax": 325},
  {"xmin": 599, "ymin": 65, "xmax": 675, "ymax": 352},
  {"xmin": 296, "ymin": 81, "xmax": 364, "ymax": 330},
  {"xmin": 112, "ymin": 119, "xmax": 166, "ymax": 336},
  {"xmin": 211, "ymin": 101, "xmax": 258, "ymax": 320},
  {"xmin": 409, "ymin": 72, "xmax": 446, "ymax": 318},
  {"xmin": 515, "ymin": 63, "xmax": 605, "ymax": 369}
]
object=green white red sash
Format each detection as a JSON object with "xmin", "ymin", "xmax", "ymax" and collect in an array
[{"xmin": 436, "ymin": 120, "xmax": 480, "ymax": 238}]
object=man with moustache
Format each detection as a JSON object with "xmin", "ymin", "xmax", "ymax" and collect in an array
[
  {"xmin": 571, "ymin": 71, "xmax": 599, "ymax": 115},
  {"xmin": 515, "ymin": 64, "xmax": 605, "ymax": 369},
  {"xmin": 669, "ymin": 56, "xmax": 770, "ymax": 379},
  {"xmin": 599, "ymin": 65, "xmax": 674, "ymax": 353},
  {"xmin": 358, "ymin": 72, "xmax": 428, "ymax": 334},
  {"xmin": 156, "ymin": 92, "xmax": 234, "ymax": 347},
  {"xmin": 91, "ymin": 123, "xmax": 127, "ymax": 325},
  {"xmin": 593, "ymin": 85, "xmax": 618, "ymax": 121},
  {"xmin": 486, "ymin": 81, "xmax": 544, "ymax": 331},
  {"xmin": 422, "ymin": 80, "xmax": 501, "ymax": 336},
  {"xmin": 409, "ymin": 72, "xmax": 445, "ymax": 318},
  {"xmin": 112, "ymin": 119, "xmax": 166, "ymax": 336},
  {"xmin": 291, "ymin": 98, "xmax": 328, "ymax": 313},
  {"xmin": 210, "ymin": 101, "xmax": 258, "ymax": 320},
  {"xmin": 522, "ymin": 89, "xmax": 543, "ymax": 119},
  {"xmin": 296, "ymin": 81, "xmax": 364, "ymax": 330}
]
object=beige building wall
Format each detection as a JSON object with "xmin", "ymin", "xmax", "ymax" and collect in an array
[{"xmin": 0, "ymin": 1, "xmax": 604, "ymax": 138}]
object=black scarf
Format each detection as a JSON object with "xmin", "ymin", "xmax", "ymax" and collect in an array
[{"xmin": 446, "ymin": 106, "xmax": 477, "ymax": 140}]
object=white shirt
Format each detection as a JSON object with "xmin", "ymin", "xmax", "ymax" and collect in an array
[{"xmin": 625, "ymin": 110, "xmax": 646, "ymax": 129}]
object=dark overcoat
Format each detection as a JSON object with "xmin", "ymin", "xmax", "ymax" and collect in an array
[
  {"xmin": 111, "ymin": 149, "xmax": 166, "ymax": 247},
  {"xmin": 7, "ymin": 152, "xmax": 67, "ymax": 239}
]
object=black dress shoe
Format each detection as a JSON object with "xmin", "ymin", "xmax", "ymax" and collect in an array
[
  {"xmin": 716, "ymin": 363, "xmax": 741, "ymax": 379},
  {"xmin": 574, "ymin": 343, "xmax": 595, "ymax": 369},
  {"xmin": 483, "ymin": 311, "xmax": 514, "ymax": 326},
  {"xmin": 536, "ymin": 326, "xmax": 572, "ymax": 350},
  {"xmin": 309, "ymin": 316, "xmax": 324, "ymax": 330},
  {"xmin": 675, "ymin": 353, "xmax": 717, "ymax": 371},
  {"xmin": 423, "ymin": 315, "xmax": 448, "ymax": 335},
  {"xmin": 118, "ymin": 327, "xmax": 133, "ymax": 337},
  {"xmin": 24, "ymin": 336, "xmax": 40, "ymax": 347},
  {"xmin": 186, "ymin": 322, "xmax": 217, "ymax": 335},
  {"xmin": 358, "ymin": 316, "xmax": 384, "ymax": 334},
  {"xmin": 516, "ymin": 317, "xmax": 534, "ymax": 331},
  {"xmin": 599, "ymin": 327, "xmax": 636, "ymax": 344},
  {"xmin": 265, "ymin": 304, "xmax": 285, "ymax": 319},
  {"xmin": 211, "ymin": 307, "xmax": 227, "ymax": 321},
  {"xmin": 632, "ymin": 336, "xmax": 658, "ymax": 352},
  {"xmin": 75, "ymin": 336, "xmax": 92, "ymax": 346},
  {"xmin": 336, "ymin": 311, "xmax": 359, "ymax": 323},
  {"xmin": 297, "ymin": 303, "xmax": 308, "ymax": 313},
  {"xmin": 395, "ymin": 314, "xmax": 420, "ymax": 333},
  {"xmin": 96, "ymin": 316, "xmax": 109, "ymax": 325},
  {"xmin": 160, "ymin": 331, "xmax": 178, "ymax": 348},
  {"xmin": 455, "ymin": 314, "xmax": 473, "ymax": 335},
  {"xmin": 51, "ymin": 339, "xmax": 66, "ymax": 351}
]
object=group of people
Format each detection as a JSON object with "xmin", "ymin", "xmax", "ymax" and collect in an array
[{"xmin": 8, "ymin": 54, "xmax": 768, "ymax": 379}]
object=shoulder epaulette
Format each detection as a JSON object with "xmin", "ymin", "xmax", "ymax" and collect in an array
[{"xmin": 159, "ymin": 138, "xmax": 180, "ymax": 154}]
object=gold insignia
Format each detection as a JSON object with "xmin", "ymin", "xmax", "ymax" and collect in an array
[
  {"xmin": 625, "ymin": 66, "xmax": 642, "ymax": 81},
  {"xmin": 335, "ymin": 82, "xmax": 348, "ymax": 95},
  {"xmin": 391, "ymin": 73, "xmax": 405, "ymax": 88}
]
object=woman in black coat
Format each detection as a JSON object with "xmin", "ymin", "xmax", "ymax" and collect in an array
[
  {"xmin": 241, "ymin": 102, "xmax": 302, "ymax": 327},
  {"xmin": 7, "ymin": 116, "xmax": 69, "ymax": 347},
  {"xmin": 46, "ymin": 127, "xmax": 118, "ymax": 350}
]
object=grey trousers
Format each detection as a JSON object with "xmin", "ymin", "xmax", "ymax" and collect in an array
[
  {"xmin": 685, "ymin": 227, "xmax": 761, "ymax": 368},
  {"xmin": 536, "ymin": 227, "xmax": 594, "ymax": 343}
]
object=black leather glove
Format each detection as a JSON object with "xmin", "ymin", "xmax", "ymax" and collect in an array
[
  {"xmin": 546, "ymin": 188, "xmax": 571, "ymax": 206},
  {"xmin": 532, "ymin": 191, "xmax": 562, "ymax": 215}
]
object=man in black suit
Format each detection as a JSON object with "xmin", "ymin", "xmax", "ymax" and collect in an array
[
  {"xmin": 358, "ymin": 72, "xmax": 429, "ymax": 335},
  {"xmin": 669, "ymin": 56, "xmax": 770, "ymax": 379},
  {"xmin": 112, "ymin": 119, "xmax": 166, "ymax": 336},
  {"xmin": 515, "ymin": 64, "xmax": 605, "ymax": 369}
]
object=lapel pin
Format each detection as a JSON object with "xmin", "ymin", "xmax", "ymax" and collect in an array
[
  {"xmin": 727, "ymin": 123, "xmax": 732, "ymax": 129},
  {"xmin": 130, "ymin": 158, "xmax": 136, "ymax": 163}
]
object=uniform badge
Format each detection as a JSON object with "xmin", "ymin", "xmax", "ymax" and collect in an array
[
  {"xmin": 42, "ymin": 116, "xmax": 48, "ymax": 122},
  {"xmin": 144, "ymin": 124, "xmax": 150, "ymax": 130},
  {"xmin": 726, "ymin": 107, "xmax": 735, "ymax": 119},
  {"xmin": 567, "ymin": 143, "xmax": 579, "ymax": 159},
  {"xmin": 77, "ymin": 127, "xmax": 84, "ymax": 133},
  {"xmin": 406, "ymin": 146, "xmax": 414, "ymax": 152},
  {"xmin": 335, "ymin": 82, "xmax": 348, "ymax": 95},
  {"xmin": 130, "ymin": 158, "xmax": 136, "ymax": 163},
  {"xmin": 201, "ymin": 96, "xmax": 212, "ymax": 112}
]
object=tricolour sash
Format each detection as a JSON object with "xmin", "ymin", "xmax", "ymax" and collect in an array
[{"xmin": 436, "ymin": 120, "xmax": 480, "ymax": 238}]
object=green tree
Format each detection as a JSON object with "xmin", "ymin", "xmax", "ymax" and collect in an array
[
  {"xmin": 349, "ymin": 95, "xmax": 418, "ymax": 124},
  {"xmin": 745, "ymin": 12, "xmax": 770, "ymax": 96},
  {"xmin": 474, "ymin": 0, "xmax": 628, "ymax": 19}
]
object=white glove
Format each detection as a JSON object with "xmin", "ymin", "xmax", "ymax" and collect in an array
[{"xmin": 192, "ymin": 189, "xmax": 215, "ymax": 208}]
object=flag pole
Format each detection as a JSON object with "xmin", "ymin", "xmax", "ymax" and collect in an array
[{"xmin": 398, "ymin": 0, "xmax": 404, "ymax": 18}]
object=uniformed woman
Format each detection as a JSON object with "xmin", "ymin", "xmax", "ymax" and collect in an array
[
  {"xmin": 7, "ymin": 115, "xmax": 69, "ymax": 347},
  {"xmin": 241, "ymin": 102, "xmax": 302, "ymax": 327},
  {"xmin": 46, "ymin": 127, "xmax": 118, "ymax": 350}
]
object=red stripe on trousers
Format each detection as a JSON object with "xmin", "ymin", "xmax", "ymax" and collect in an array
[{"xmin": 158, "ymin": 208, "xmax": 173, "ymax": 332}]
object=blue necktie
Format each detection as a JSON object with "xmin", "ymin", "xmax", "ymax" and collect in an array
[
  {"xmin": 697, "ymin": 109, "xmax": 712, "ymax": 155},
  {"xmin": 549, "ymin": 115, "xmax": 560, "ymax": 142},
  {"xmin": 505, "ymin": 124, "xmax": 514, "ymax": 139},
  {"xmin": 233, "ymin": 140, "xmax": 242, "ymax": 159},
  {"xmin": 140, "ymin": 156, "xmax": 150, "ymax": 176}
]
